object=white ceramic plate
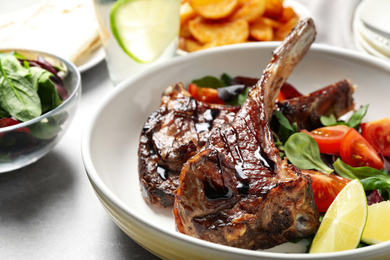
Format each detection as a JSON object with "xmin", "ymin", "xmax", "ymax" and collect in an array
[
  {"xmin": 353, "ymin": 0, "xmax": 390, "ymax": 60},
  {"xmin": 82, "ymin": 43, "xmax": 390, "ymax": 260},
  {"xmin": 0, "ymin": 0, "xmax": 104, "ymax": 73},
  {"xmin": 352, "ymin": 17, "xmax": 390, "ymax": 61},
  {"xmin": 76, "ymin": 46, "xmax": 105, "ymax": 73},
  {"xmin": 357, "ymin": 0, "xmax": 390, "ymax": 35}
]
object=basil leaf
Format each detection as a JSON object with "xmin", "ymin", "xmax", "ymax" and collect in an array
[
  {"xmin": 347, "ymin": 104, "xmax": 368, "ymax": 129},
  {"xmin": 192, "ymin": 76, "xmax": 225, "ymax": 89},
  {"xmin": 29, "ymin": 67, "xmax": 60, "ymax": 113},
  {"xmin": 0, "ymin": 55, "xmax": 41, "ymax": 122},
  {"xmin": 284, "ymin": 132, "xmax": 333, "ymax": 174}
]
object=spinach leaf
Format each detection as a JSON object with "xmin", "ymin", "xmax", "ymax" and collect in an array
[
  {"xmin": 273, "ymin": 111, "xmax": 298, "ymax": 143},
  {"xmin": 218, "ymin": 84, "xmax": 246, "ymax": 102},
  {"xmin": 333, "ymin": 158, "xmax": 390, "ymax": 191},
  {"xmin": 320, "ymin": 114, "xmax": 338, "ymax": 126},
  {"xmin": 320, "ymin": 104, "xmax": 368, "ymax": 129},
  {"xmin": 0, "ymin": 106, "xmax": 10, "ymax": 118},
  {"xmin": 0, "ymin": 55, "xmax": 42, "ymax": 122},
  {"xmin": 225, "ymin": 86, "xmax": 249, "ymax": 106},
  {"xmin": 347, "ymin": 104, "xmax": 368, "ymax": 129},
  {"xmin": 29, "ymin": 67, "xmax": 60, "ymax": 113},
  {"xmin": 28, "ymin": 117, "xmax": 62, "ymax": 140},
  {"xmin": 220, "ymin": 73, "xmax": 232, "ymax": 86},
  {"xmin": 284, "ymin": 132, "xmax": 333, "ymax": 174},
  {"xmin": 192, "ymin": 75, "xmax": 225, "ymax": 89}
]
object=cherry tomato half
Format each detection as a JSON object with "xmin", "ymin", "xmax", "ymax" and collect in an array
[
  {"xmin": 188, "ymin": 83, "xmax": 224, "ymax": 104},
  {"xmin": 361, "ymin": 117, "xmax": 390, "ymax": 156},
  {"xmin": 301, "ymin": 125, "xmax": 351, "ymax": 155},
  {"xmin": 276, "ymin": 82, "xmax": 302, "ymax": 102},
  {"xmin": 303, "ymin": 169, "xmax": 350, "ymax": 212},
  {"xmin": 340, "ymin": 128, "xmax": 384, "ymax": 170}
]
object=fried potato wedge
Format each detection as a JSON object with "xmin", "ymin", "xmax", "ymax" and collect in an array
[
  {"xmin": 189, "ymin": 17, "xmax": 249, "ymax": 44},
  {"xmin": 250, "ymin": 19, "xmax": 273, "ymax": 41},
  {"xmin": 274, "ymin": 16, "xmax": 299, "ymax": 40},
  {"xmin": 264, "ymin": 0, "xmax": 283, "ymax": 19},
  {"xmin": 180, "ymin": 2, "xmax": 197, "ymax": 26},
  {"xmin": 189, "ymin": 0, "xmax": 238, "ymax": 20},
  {"xmin": 179, "ymin": 0, "xmax": 300, "ymax": 52},
  {"xmin": 181, "ymin": 37, "xmax": 219, "ymax": 52},
  {"xmin": 180, "ymin": 23, "xmax": 192, "ymax": 38},
  {"xmin": 231, "ymin": 0, "xmax": 266, "ymax": 23}
]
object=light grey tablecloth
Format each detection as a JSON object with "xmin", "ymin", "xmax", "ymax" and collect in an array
[{"xmin": 0, "ymin": 1, "xmax": 365, "ymax": 259}]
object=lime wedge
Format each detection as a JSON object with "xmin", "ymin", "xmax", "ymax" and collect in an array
[
  {"xmin": 309, "ymin": 179, "xmax": 367, "ymax": 253},
  {"xmin": 362, "ymin": 201, "xmax": 390, "ymax": 244},
  {"xmin": 110, "ymin": 0, "xmax": 180, "ymax": 63}
]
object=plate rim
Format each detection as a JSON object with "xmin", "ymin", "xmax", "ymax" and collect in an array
[{"xmin": 81, "ymin": 42, "xmax": 390, "ymax": 259}]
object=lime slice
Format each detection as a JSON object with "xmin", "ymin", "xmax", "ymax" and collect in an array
[
  {"xmin": 361, "ymin": 201, "xmax": 390, "ymax": 244},
  {"xmin": 309, "ymin": 179, "xmax": 367, "ymax": 253},
  {"xmin": 110, "ymin": 0, "xmax": 180, "ymax": 63}
]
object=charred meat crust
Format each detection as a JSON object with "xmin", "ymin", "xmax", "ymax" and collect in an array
[
  {"xmin": 276, "ymin": 79, "xmax": 355, "ymax": 131},
  {"xmin": 138, "ymin": 83, "xmax": 239, "ymax": 207},
  {"xmin": 173, "ymin": 18, "xmax": 320, "ymax": 250}
]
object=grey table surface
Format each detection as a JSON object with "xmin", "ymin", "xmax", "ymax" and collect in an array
[{"xmin": 0, "ymin": 0, "xmax": 364, "ymax": 259}]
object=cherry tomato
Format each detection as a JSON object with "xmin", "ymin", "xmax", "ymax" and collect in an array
[
  {"xmin": 361, "ymin": 117, "xmax": 390, "ymax": 156},
  {"xmin": 188, "ymin": 83, "xmax": 224, "ymax": 104},
  {"xmin": 340, "ymin": 128, "xmax": 384, "ymax": 170},
  {"xmin": 301, "ymin": 125, "xmax": 351, "ymax": 155},
  {"xmin": 276, "ymin": 82, "xmax": 302, "ymax": 101},
  {"xmin": 302, "ymin": 170, "xmax": 350, "ymax": 212}
]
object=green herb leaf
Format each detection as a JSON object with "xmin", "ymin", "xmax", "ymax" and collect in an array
[
  {"xmin": 192, "ymin": 75, "xmax": 225, "ymax": 89},
  {"xmin": 0, "ymin": 55, "xmax": 42, "ymax": 122},
  {"xmin": 28, "ymin": 117, "xmax": 62, "ymax": 139},
  {"xmin": 29, "ymin": 67, "xmax": 60, "ymax": 113},
  {"xmin": 333, "ymin": 158, "xmax": 390, "ymax": 191},
  {"xmin": 347, "ymin": 104, "xmax": 368, "ymax": 129},
  {"xmin": 319, "ymin": 105, "xmax": 369, "ymax": 129},
  {"xmin": 220, "ymin": 73, "xmax": 232, "ymax": 86},
  {"xmin": 0, "ymin": 106, "xmax": 10, "ymax": 118},
  {"xmin": 285, "ymin": 132, "xmax": 333, "ymax": 174},
  {"xmin": 320, "ymin": 114, "xmax": 337, "ymax": 126},
  {"xmin": 225, "ymin": 86, "xmax": 249, "ymax": 106},
  {"xmin": 274, "ymin": 110, "xmax": 298, "ymax": 143}
]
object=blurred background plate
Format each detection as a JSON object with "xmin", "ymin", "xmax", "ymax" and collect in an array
[
  {"xmin": 0, "ymin": 0, "xmax": 103, "ymax": 72},
  {"xmin": 353, "ymin": 0, "xmax": 390, "ymax": 60}
]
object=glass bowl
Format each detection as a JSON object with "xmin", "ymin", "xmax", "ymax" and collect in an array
[{"xmin": 0, "ymin": 49, "xmax": 81, "ymax": 173}]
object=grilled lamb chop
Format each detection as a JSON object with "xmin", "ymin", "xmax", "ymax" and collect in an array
[
  {"xmin": 139, "ymin": 83, "xmax": 240, "ymax": 207},
  {"xmin": 173, "ymin": 18, "xmax": 320, "ymax": 250},
  {"xmin": 276, "ymin": 79, "xmax": 355, "ymax": 131},
  {"xmin": 138, "ymin": 79, "xmax": 354, "ymax": 208}
]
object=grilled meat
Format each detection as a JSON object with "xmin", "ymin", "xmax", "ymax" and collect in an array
[
  {"xmin": 276, "ymin": 79, "xmax": 355, "ymax": 131},
  {"xmin": 173, "ymin": 18, "xmax": 320, "ymax": 250},
  {"xmin": 138, "ymin": 83, "xmax": 239, "ymax": 207}
]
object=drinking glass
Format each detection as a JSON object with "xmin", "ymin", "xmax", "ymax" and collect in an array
[{"xmin": 93, "ymin": 0, "xmax": 180, "ymax": 85}]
